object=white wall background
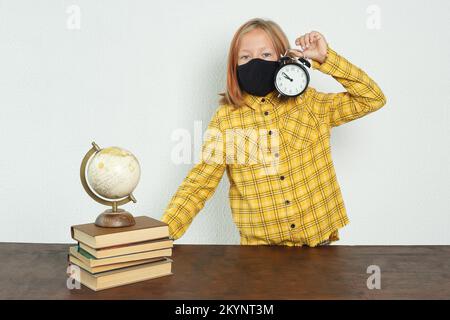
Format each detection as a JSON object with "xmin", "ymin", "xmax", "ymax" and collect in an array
[{"xmin": 0, "ymin": 0, "xmax": 449, "ymax": 245}]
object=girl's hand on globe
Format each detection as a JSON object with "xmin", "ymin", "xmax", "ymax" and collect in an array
[{"xmin": 288, "ymin": 31, "xmax": 328, "ymax": 64}]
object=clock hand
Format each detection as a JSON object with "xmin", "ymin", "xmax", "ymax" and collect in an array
[{"xmin": 282, "ymin": 72, "xmax": 293, "ymax": 82}]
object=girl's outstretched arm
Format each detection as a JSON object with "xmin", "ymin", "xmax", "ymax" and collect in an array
[{"xmin": 161, "ymin": 108, "xmax": 226, "ymax": 240}]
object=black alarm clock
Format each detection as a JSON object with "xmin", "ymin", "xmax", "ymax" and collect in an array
[{"xmin": 274, "ymin": 51, "xmax": 311, "ymax": 97}]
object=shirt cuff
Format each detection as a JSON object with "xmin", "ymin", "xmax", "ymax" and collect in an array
[{"xmin": 161, "ymin": 212, "xmax": 182, "ymax": 240}]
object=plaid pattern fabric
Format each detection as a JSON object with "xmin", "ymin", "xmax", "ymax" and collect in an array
[{"xmin": 161, "ymin": 46, "xmax": 386, "ymax": 247}]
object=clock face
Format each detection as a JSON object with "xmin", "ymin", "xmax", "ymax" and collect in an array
[{"xmin": 275, "ymin": 63, "xmax": 309, "ymax": 97}]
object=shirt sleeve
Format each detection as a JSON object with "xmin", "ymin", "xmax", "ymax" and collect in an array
[
  {"xmin": 160, "ymin": 108, "xmax": 227, "ymax": 240},
  {"xmin": 307, "ymin": 45, "xmax": 387, "ymax": 128}
]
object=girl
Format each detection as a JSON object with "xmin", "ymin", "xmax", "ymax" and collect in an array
[{"xmin": 161, "ymin": 18, "xmax": 386, "ymax": 247}]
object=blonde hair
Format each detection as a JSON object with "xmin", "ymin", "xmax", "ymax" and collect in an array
[{"xmin": 218, "ymin": 18, "xmax": 291, "ymax": 107}]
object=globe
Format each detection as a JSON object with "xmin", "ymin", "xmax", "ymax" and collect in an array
[
  {"xmin": 87, "ymin": 146, "xmax": 140, "ymax": 199},
  {"xmin": 80, "ymin": 142, "xmax": 140, "ymax": 227}
]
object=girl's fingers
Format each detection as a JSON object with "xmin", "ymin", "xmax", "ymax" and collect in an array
[
  {"xmin": 296, "ymin": 31, "xmax": 324, "ymax": 50},
  {"xmin": 304, "ymin": 33, "xmax": 311, "ymax": 47},
  {"xmin": 289, "ymin": 48, "xmax": 304, "ymax": 58},
  {"xmin": 299, "ymin": 36, "xmax": 306, "ymax": 50},
  {"xmin": 296, "ymin": 36, "xmax": 303, "ymax": 49},
  {"xmin": 311, "ymin": 31, "xmax": 321, "ymax": 39},
  {"xmin": 311, "ymin": 31, "xmax": 325, "ymax": 44}
]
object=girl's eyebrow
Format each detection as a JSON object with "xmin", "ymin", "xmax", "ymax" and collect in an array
[{"xmin": 239, "ymin": 46, "xmax": 272, "ymax": 54}]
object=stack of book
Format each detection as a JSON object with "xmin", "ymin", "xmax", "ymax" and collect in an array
[{"xmin": 68, "ymin": 216, "xmax": 173, "ymax": 291}]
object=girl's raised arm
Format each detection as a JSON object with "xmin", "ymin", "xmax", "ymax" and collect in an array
[{"xmin": 306, "ymin": 45, "xmax": 387, "ymax": 128}]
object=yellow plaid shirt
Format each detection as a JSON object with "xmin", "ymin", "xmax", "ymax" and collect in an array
[{"xmin": 161, "ymin": 45, "xmax": 387, "ymax": 246}]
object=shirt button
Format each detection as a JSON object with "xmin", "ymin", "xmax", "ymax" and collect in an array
[
  {"xmin": 285, "ymin": 200, "xmax": 290, "ymax": 205},
  {"xmin": 264, "ymin": 111, "xmax": 269, "ymax": 116},
  {"xmin": 280, "ymin": 175, "xmax": 285, "ymax": 180},
  {"xmin": 268, "ymin": 130, "xmax": 272, "ymax": 135},
  {"xmin": 290, "ymin": 224, "xmax": 296, "ymax": 229},
  {"xmin": 261, "ymin": 98, "xmax": 266, "ymax": 102},
  {"xmin": 274, "ymin": 152, "xmax": 279, "ymax": 157}
]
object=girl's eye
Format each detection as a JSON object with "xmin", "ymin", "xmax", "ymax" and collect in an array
[{"xmin": 239, "ymin": 53, "xmax": 271, "ymax": 60}]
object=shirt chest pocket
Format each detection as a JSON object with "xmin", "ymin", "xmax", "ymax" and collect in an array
[{"xmin": 280, "ymin": 106, "xmax": 320, "ymax": 151}]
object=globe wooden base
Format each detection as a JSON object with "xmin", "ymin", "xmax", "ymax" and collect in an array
[{"xmin": 95, "ymin": 209, "xmax": 136, "ymax": 228}]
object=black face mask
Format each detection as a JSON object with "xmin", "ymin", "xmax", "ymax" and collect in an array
[{"xmin": 237, "ymin": 58, "xmax": 279, "ymax": 97}]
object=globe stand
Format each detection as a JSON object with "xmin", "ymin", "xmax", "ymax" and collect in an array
[
  {"xmin": 95, "ymin": 209, "xmax": 136, "ymax": 228},
  {"xmin": 80, "ymin": 141, "xmax": 138, "ymax": 228}
]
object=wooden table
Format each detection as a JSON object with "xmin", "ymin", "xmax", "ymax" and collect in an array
[{"xmin": 0, "ymin": 243, "xmax": 449, "ymax": 299}]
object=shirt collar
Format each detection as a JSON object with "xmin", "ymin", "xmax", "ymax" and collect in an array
[{"xmin": 241, "ymin": 90, "xmax": 282, "ymax": 110}]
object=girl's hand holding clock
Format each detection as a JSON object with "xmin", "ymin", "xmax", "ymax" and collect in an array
[{"xmin": 289, "ymin": 31, "xmax": 328, "ymax": 64}]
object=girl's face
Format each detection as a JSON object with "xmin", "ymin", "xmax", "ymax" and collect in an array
[{"xmin": 237, "ymin": 28, "xmax": 278, "ymax": 66}]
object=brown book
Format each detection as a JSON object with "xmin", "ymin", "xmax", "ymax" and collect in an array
[
  {"xmin": 79, "ymin": 238, "xmax": 173, "ymax": 259},
  {"xmin": 68, "ymin": 254, "xmax": 165, "ymax": 274},
  {"xmin": 71, "ymin": 216, "xmax": 169, "ymax": 249},
  {"xmin": 69, "ymin": 257, "xmax": 173, "ymax": 291},
  {"xmin": 69, "ymin": 245, "xmax": 172, "ymax": 268}
]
